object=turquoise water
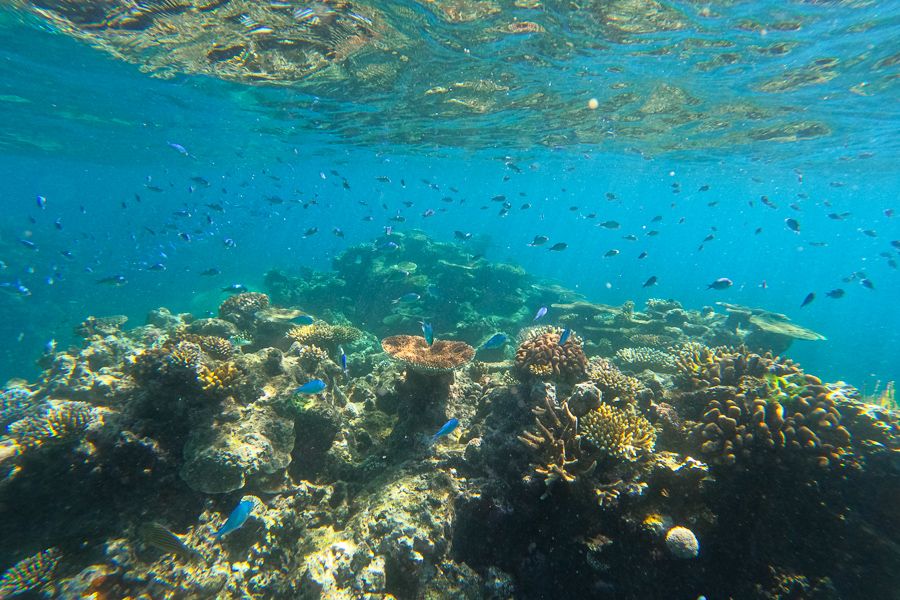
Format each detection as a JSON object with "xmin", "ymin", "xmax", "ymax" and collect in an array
[
  {"xmin": 2, "ymin": 0, "xmax": 898, "ymax": 389},
  {"xmin": 1, "ymin": 2, "xmax": 899, "ymax": 598}
]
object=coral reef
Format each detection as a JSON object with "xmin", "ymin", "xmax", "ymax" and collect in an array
[
  {"xmin": 0, "ymin": 235, "xmax": 896, "ymax": 600},
  {"xmin": 288, "ymin": 322, "xmax": 361, "ymax": 352},
  {"xmin": 514, "ymin": 326, "xmax": 588, "ymax": 383}
]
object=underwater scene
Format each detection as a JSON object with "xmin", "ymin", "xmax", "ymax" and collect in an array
[{"xmin": 0, "ymin": 0, "xmax": 899, "ymax": 598}]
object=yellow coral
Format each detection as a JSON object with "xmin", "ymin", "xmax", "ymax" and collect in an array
[
  {"xmin": 580, "ymin": 403, "xmax": 656, "ymax": 461},
  {"xmin": 198, "ymin": 362, "xmax": 242, "ymax": 394}
]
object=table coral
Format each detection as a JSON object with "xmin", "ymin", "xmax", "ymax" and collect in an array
[
  {"xmin": 514, "ymin": 327, "xmax": 588, "ymax": 383},
  {"xmin": 381, "ymin": 335, "xmax": 474, "ymax": 374}
]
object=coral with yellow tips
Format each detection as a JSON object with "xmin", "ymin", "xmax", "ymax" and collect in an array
[
  {"xmin": 198, "ymin": 362, "xmax": 242, "ymax": 396},
  {"xmin": 288, "ymin": 323, "xmax": 361, "ymax": 351},
  {"xmin": 177, "ymin": 333, "xmax": 234, "ymax": 360}
]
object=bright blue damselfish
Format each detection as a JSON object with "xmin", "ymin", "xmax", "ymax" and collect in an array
[
  {"xmin": 421, "ymin": 321, "xmax": 434, "ymax": 346},
  {"xmin": 430, "ymin": 418, "xmax": 459, "ymax": 445},
  {"xmin": 215, "ymin": 499, "xmax": 255, "ymax": 540},
  {"xmin": 481, "ymin": 333, "xmax": 508, "ymax": 349},
  {"xmin": 295, "ymin": 379, "xmax": 326, "ymax": 394},
  {"xmin": 558, "ymin": 328, "xmax": 571, "ymax": 346}
]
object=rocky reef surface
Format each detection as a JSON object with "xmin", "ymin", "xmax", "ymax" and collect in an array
[{"xmin": 0, "ymin": 234, "xmax": 897, "ymax": 599}]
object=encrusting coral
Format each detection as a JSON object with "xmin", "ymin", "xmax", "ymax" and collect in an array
[{"xmin": 515, "ymin": 327, "xmax": 588, "ymax": 383}]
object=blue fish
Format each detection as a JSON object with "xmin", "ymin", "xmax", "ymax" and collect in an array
[
  {"xmin": 393, "ymin": 292, "xmax": 420, "ymax": 304},
  {"xmin": 430, "ymin": 418, "xmax": 459, "ymax": 445},
  {"xmin": 295, "ymin": 379, "xmax": 326, "ymax": 394},
  {"xmin": 533, "ymin": 306, "xmax": 548, "ymax": 321},
  {"xmin": 481, "ymin": 333, "xmax": 508, "ymax": 349},
  {"xmin": 558, "ymin": 328, "xmax": 571, "ymax": 345},
  {"xmin": 215, "ymin": 499, "xmax": 255, "ymax": 540},
  {"xmin": 339, "ymin": 347, "xmax": 348, "ymax": 374},
  {"xmin": 292, "ymin": 315, "xmax": 314, "ymax": 325},
  {"xmin": 421, "ymin": 321, "xmax": 434, "ymax": 346}
]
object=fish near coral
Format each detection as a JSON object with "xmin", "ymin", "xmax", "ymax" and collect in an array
[
  {"xmin": 481, "ymin": 333, "xmax": 508, "ymax": 349},
  {"xmin": 429, "ymin": 418, "xmax": 459, "ymax": 445},
  {"xmin": 295, "ymin": 379, "xmax": 327, "ymax": 394},
  {"xmin": 215, "ymin": 497, "xmax": 259, "ymax": 540},
  {"xmin": 139, "ymin": 522, "xmax": 202, "ymax": 562}
]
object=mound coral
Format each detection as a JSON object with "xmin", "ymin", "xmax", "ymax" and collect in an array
[
  {"xmin": 177, "ymin": 334, "xmax": 234, "ymax": 360},
  {"xmin": 580, "ymin": 403, "xmax": 656, "ymax": 461},
  {"xmin": 218, "ymin": 292, "xmax": 269, "ymax": 326},
  {"xmin": 8, "ymin": 402, "xmax": 94, "ymax": 450},
  {"xmin": 665, "ymin": 526, "xmax": 699, "ymax": 559},
  {"xmin": 381, "ymin": 336, "xmax": 474, "ymax": 374},
  {"xmin": 288, "ymin": 323, "xmax": 361, "ymax": 351},
  {"xmin": 587, "ymin": 357, "xmax": 644, "ymax": 403},
  {"xmin": 515, "ymin": 327, "xmax": 588, "ymax": 383},
  {"xmin": 131, "ymin": 340, "xmax": 203, "ymax": 385}
]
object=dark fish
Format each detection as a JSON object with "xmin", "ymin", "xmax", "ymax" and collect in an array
[
  {"xmin": 606, "ymin": 193, "xmax": 617, "ymax": 200},
  {"xmin": 389, "ymin": 215, "xmax": 406, "ymax": 223},
  {"xmin": 200, "ymin": 268, "xmax": 220, "ymax": 276},
  {"xmin": 706, "ymin": 278, "xmax": 733, "ymax": 290},
  {"xmin": 760, "ymin": 196, "xmax": 777, "ymax": 209},
  {"xmin": 558, "ymin": 328, "xmax": 572, "ymax": 346},
  {"xmin": 139, "ymin": 523, "xmax": 201, "ymax": 562},
  {"xmin": 36, "ymin": 195, "xmax": 47, "ymax": 209},
  {"xmin": 800, "ymin": 292, "xmax": 815, "ymax": 308},
  {"xmin": 521, "ymin": 203, "xmax": 532, "ymax": 210},
  {"xmin": 637, "ymin": 252, "xmax": 648, "ymax": 259},
  {"xmin": 19, "ymin": 239, "xmax": 37, "ymax": 250},
  {"xmin": 454, "ymin": 231, "xmax": 472, "ymax": 240},
  {"xmin": 421, "ymin": 321, "xmax": 434, "ymax": 346},
  {"xmin": 646, "ymin": 230, "xmax": 659, "ymax": 237},
  {"xmin": 885, "ymin": 208, "xmax": 894, "ymax": 217},
  {"xmin": 785, "ymin": 218, "xmax": 800, "ymax": 233},
  {"xmin": 599, "ymin": 221, "xmax": 620, "ymax": 229},
  {"xmin": 376, "ymin": 176, "xmax": 391, "ymax": 183},
  {"xmin": 604, "ymin": 249, "xmax": 620, "ymax": 257},
  {"xmin": 891, "ymin": 240, "xmax": 900, "ymax": 250},
  {"xmin": 303, "ymin": 227, "xmax": 318, "ymax": 238},
  {"xmin": 332, "ymin": 228, "xmax": 345, "ymax": 238},
  {"xmin": 827, "ymin": 212, "xmax": 851, "ymax": 220},
  {"xmin": 528, "ymin": 235, "xmax": 549, "ymax": 247},
  {"xmin": 698, "ymin": 185, "xmax": 710, "ymax": 191},
  {"xmin": 222, "ymin": 284, "xmax": 248, "ymax": 293},
  {"xmin": 548, "ymin": 243, "xmax": 568, "ymax": 251},
  {"xmin": 826, "ymin": 289, "xmax": 845, "ymax": 299},
  {"xmin": 650, "ymin": 215, "xmax": 663, "ymax": 223},
  {"xmin": 206, "ymin": 203, "xmax": 225, "ymax": 212},
  {"xmin": 622, "ymin": 234, "xmax": 638, "ymax": 241},
  {"xmin": 191, "ymin": 176, "xmax": 210, "ymax": 186},
  {"xmin": 809, "ymin": 241, "xmax": 828, "ymax": 247},
  {"xmin": 642, "ymin": 276, "xmax": 658, "ymax": 287},
  {"xmin": 145, "ymin": 185, "xmax": 164, "ymax": 192},
  {"xmin": 860, "ymin": 278, "xmax": 875, "ymax": 290},
  {"xmin": 861, "ymin": 229, "xmax": 877, "ymax": 238},
  {"xmin": 97, "ymin": 275, "xmax": 127, "ymax": 285},
  {"xmin": 491, "ymin": 195, "xmax": 506, "ymax": 202}
]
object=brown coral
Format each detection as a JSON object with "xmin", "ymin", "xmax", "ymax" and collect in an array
[
  {"xmin": 8, "ymin": 402, "xmax": 94, "ymax": 450},
  {"xmin": 515, "ymin": 327, "xmax": 588, "ymax": 383},
  {"xmin": 218, "ymin": 292, "xmax": 269, "ymax": 325},
  {"xmin": 381, "ymin": 335, "xmax": 474, "ymax": 374},
  {"xmin": 288, "ymin": 323, "xmax": 361, "ymax": 351},
  {"xmin": 677, "ymin": 347, "xmax": 853, "ymax": 467},
  {"xmin": 75, "ymin": 315, "xmax": 128, "ymax": 337},
  {"xmin": 587, "ymin": 357, "xmax": 644, "ymax": 402},
  {"xmin": 177, "ymin": 334, "xmax": 234, "ymax": 360}
]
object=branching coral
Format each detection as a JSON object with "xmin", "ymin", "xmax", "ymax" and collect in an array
[
  {"xmin": 0, "ymin": 548, "xmax": 61, "ymax": 598},
  {"xmin": 177, "ymin": 334, "xmax": 234, "ymax": 360},
  {"xmin": 8, "ymin": 402, "xmax": 94, "ymax": 450},
  {"xmin": 218, "ymin": 292, "xmax": 269, "ymax": 325},
  {"xmin": 198, "ymin": 362, "xmax": 242, "ymax": 396},
  {"xmin": 614, "ymin": 347, "xmax": 677, "ymax": 373},
  {"xmin": 518, "ymin": 390, "xmax": 593, "ymax": 488},
  {"xmin": 288, "ymin": 323, "xmax": 361, "ymax": 350},
  {"xmin": 587, "ymin": 357, "xmax": 644, "ymax": 402},
  {"xmin": 381, "ymin": 335, "xmax": 474, "ymax": 374},
  {"xmin": 580, "ymin": 403, "xmax": 656, "ymax": 461},
  {"xmin": 515, "ymin": 327, "xmax": 588, "ymax": 383},
  {"xmin": 676, "ymin": 346, "xmax": 853, "ymax": 467}
]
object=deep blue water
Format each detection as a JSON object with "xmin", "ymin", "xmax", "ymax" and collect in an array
[{"xmin": 1, "ymin": 0, "xmax": 898, "ymax": 392}]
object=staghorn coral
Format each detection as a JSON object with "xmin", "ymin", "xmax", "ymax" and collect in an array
[
  {"xmin": 587, "ymin": 357, "xmax": 644, "ymax": 403},
  {"xmin": 580, "ymin": 403, "xmax": 656, "ymax": 461},
  {"xmin": 381, "ymin": 335, "xmax": 474, "ymax": 374},
  {"xmin": 515, "ymin": 327, "xmax": 588, "ymax": 383},
  {"xmin": 614, "ymin": 347, "xmax": 677, "ymax": 373},
  {"xmin": 177, "ymin": 334, "xmax": 234, "ymax": 360},
  {"xmin": 0, "ymin": 547, "xmax": 61, "ymax": 598},
  {"xmin": 288, "ymin": 323, "xmax": 361, "ymax": 350},
  {"xmin": 218, "ymin": 292, "xmax": 269, "ymax": 326},
  {"xmin": 197, "ymin": 362, "xmax": 242, "ymax": 396},
  {"xmin": 8, "ymin": 402, "xmax": 94, "ymax": 450}
]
